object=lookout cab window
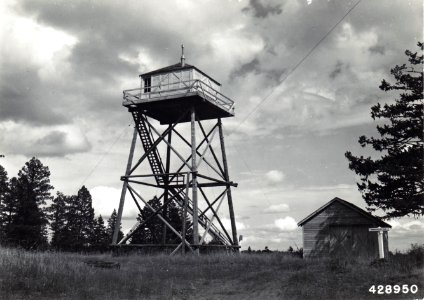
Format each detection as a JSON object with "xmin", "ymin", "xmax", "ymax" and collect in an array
[{"xmin": 144, "ymin": 77, "xmax": 151, "ymax": 93}]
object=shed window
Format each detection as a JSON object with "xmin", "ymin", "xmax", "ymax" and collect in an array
[{"xmin": 144, "ymin": 77, "xmax": 151, "ymax": 93}]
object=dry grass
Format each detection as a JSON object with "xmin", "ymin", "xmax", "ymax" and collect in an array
[{"xmin": 0, "ymin": 246, "xmax": 422, "ymax": 300}]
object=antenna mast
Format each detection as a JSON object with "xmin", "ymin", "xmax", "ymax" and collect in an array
[{"xmin": 181, "ymin": 44, "xmax": 185, "ymax": 67}]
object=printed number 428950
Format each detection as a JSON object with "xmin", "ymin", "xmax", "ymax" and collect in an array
[{"xmin": 369, "ymin": 284, "xmax": 418, "ymax": 294}]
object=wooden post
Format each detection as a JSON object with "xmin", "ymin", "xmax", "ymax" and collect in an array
[
  {"xmin": 218, "ymin": 118, "xmax": 238, "ymax": 249},
  {"xmin": 112, "ymin": 126, "xmax": 137, "ymax": 244},
  {"xmin": 369, "ymin": 227, "xmax": 390, "ymax": 259},
  {"xmin": 162, "ymin": 126, "xmax": 172, "ymax": 245},
  {"xmin": 182, "ymin": 172, "xmax": 190, "ymax": 254},
  {"xmin": 191, "ymin": 107, "xmax": 199, "ymax": 254},
  {"xmin": 378, "ymin": 231, "xmax": 384, "ymax": 258}
]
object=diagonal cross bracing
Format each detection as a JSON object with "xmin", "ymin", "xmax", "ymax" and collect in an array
[
  {"xmin": 127, "ymin": 184, "xmax": 195, "ymax": 253},
  {"xmin": 118, "ymin": 111, "xmax": 237, "ymax": 253}
]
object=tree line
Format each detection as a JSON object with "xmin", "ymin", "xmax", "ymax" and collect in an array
[
  {"xmin": 0, "ymin": 158, "xmax": 123, "ymax": 251},
  {"xmin": 0, "ymin": 157, "xmax": 194, "ymax": 251}
]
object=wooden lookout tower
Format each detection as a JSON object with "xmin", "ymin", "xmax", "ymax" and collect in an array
[{"xmin": 112, "ymin": 46, "xmax": 239, "ymax": 254}]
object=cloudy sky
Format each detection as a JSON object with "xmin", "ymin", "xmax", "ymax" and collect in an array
[{"xmin": 1, "ymin": 0, "xmax": 423, "ymax": 251}]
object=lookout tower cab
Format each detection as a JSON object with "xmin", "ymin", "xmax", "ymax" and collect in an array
[{"xmin": 123, "ymin": 61, "xmax": 235, "ymax": 124}]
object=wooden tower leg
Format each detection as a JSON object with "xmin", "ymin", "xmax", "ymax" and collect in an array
[
  {"xmin": 191, "ymin": 107, "xmax": 199, "ymax": 254},
  {"xmin": 218, "ymin": 118, "xmax": 239, "ymax": 250},
  {"xmin": 162, "ymin": 127, "xmax": 172, "ymax": 245},
  {"xmin": 112, "ymin": 126, "xmax": 137, "ymax": 245},
  {"xmin": 181, "ymin": 172, "xmax": 190, "ymax": 254}
]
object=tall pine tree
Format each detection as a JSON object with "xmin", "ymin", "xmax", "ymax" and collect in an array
[
  {"xmin": 92, "ymin": 215, "xmax": 109, "ymax": 250},
  {"xmin": 130, "ymin": 197, "xmax": 191, "ymax": 244},
  {"xmin": 345, "ymin": 42, "xmax": 424, "ymax": 218},
  {"xmin": 0, "ymin": 165, "xmax": 9, "ymax": 241},
  {"xmin": 66, "ymin": 186, "xmax": 95, "ymax": 250},
  {"xmin": 107, "ymin": 209, "xmax": 123, "ymax": 243},
  {"xmin": 49, "ymin": 192, "xmax": 70, "ymax": 250},
  {"xmin": 2, "ymin": 177, "xmax": 19, "ymax": 244},
  {"xmin": 8, "ymin": 157, "xmax": 53, "ymax": 249},
  {"xmin": 131, "ymin": 196, "xmax": 163, "ymax": 244}
]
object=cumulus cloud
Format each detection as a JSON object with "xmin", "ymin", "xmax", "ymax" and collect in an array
[
  {"xmin": 0, "ymin": 121, "xmax": 91, "ymax": 157},
  {"xmin": 242, "ymin": 0, "xmax": 283, "ymax": 19},
  {"xmin": 369, "ymin": 45, "xmax": 386, "ymax": 56},
  {"xmin": 385, "ymin": 219, "xmax": 424, "ymax": 250},
  {"xmin": 0, "ymin": 3, "xmax": 77, "ymax": 125},
  {"xmin": 388, "ymin": 220, "xmax": 424, "ymax": 235},
  {"xmin": 239, "ymin": 224, "xmax": 301, "ymax": 250},
  {"xmin": 34, "ymin": 130, "xmax": 90, "ymax": 156},
  {"xmin": 263, "ymin": 203, "xmax": 290, "ymax": 214},
  {"xmin": 222, "ymin": 218, "xmax": 246, "ymax": 231},
  {"xmin": 274, "ymin": 216, "xmax": 298, "ymax": 231},
  {"xmin": 90, "ymin": 186, "xmax": 138, "ymax": 220},
  {"xmin": 265, "ymin": 170, "xmax": 285, "ymax": 184}
]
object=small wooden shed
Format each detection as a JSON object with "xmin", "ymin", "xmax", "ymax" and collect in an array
[{"xmin": 298, "ymin": 197, "xmax": 391, "ymax": 260}]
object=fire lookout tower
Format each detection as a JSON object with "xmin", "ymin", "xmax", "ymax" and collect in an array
[{"xmin": 112, "ymin": 46, "xmax": 239, "ymax": 254}]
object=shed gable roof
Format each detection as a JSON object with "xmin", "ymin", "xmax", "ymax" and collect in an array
[
  {"xmin": 297, "ymin": 197, "xmax": 391, "ymax": 228},
  {"xmin": 139, "ymin": 62, "xmax": 221, "ymax": 86}
]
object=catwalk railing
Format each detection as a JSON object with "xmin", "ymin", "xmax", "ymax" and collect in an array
[{"xmin": 123, "ymin": 79, "xmax": 235, "ymax": 114}]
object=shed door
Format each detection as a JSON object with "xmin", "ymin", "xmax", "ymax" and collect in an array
[
  {"xmin": 329, "ymin": 226, "xmax": 353, "ymax": 256},
  {"xmin": 329, "ymin": 226, "xmax": 373, "ymax": 258}
]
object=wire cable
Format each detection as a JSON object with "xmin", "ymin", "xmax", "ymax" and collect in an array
[
  {"xmin": 222, "ymin": 0, "xmax": 363, "ymax": 208},
  {"xmin": 80, "ymin": 123, "xmax": 133, "ymax": 186},
  {"xmin": 231, "ymin": 0, "xmax": 363, "ymax": 133}
]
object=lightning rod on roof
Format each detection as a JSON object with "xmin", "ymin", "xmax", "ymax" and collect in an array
[{"xmin": 181, "ymin": 44, "xmax": 185, "ymax": 67}]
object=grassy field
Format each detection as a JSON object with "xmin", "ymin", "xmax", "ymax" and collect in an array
[{"xmin": 0, "ymin": 246, "xmax": 423, "ymax": 300}]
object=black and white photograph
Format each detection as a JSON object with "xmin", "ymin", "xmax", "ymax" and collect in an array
[{"xmin": 0, "ymin": 0, "xmax": 423, "ymax": 299}]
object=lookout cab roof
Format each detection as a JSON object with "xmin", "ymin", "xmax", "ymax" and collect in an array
[
  {"xmin": 139, "ymin": 62, "xmax": 221, "ymax": 86},
  {"xmin": 297, "ymin": 197, "xmax": 391, "ymax": 228}
]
